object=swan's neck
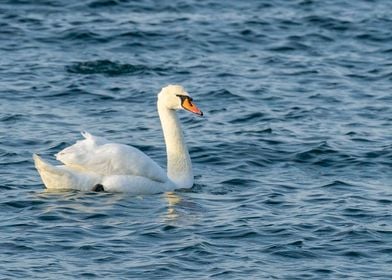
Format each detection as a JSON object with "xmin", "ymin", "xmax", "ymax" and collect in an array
[{"xmin": 158, "ymin": 102, "xmax": 193, "ymax": 188}]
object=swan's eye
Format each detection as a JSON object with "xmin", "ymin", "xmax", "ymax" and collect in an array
[{"xmin": 176, "ymin": 94, "xmax": 191, "ymax": 103}]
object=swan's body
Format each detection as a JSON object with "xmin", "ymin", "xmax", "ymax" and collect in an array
[{"xmin": 34, "ymin": 85, "xmax": 203, "ymax": 194}]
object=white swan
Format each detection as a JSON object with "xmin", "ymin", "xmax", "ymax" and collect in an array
[{"xmin": 33, "ymin": 85, "xmax": 203, "ymax": 194}]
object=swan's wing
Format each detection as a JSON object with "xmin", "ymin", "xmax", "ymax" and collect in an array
[
  {"xmin": 55, "ymin": 131, "xmax": 107, "ymax": 170},
  {"xmin": 34, "ymin": 154, "xmax": 101, "ymax": 191},
  {"xmin": 56, "ymin": 132, "xmax": 168, "ymax": 183}
]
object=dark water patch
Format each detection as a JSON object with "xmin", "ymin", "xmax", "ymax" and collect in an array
[
  {"xmin": 303, "ymin": 15, "xmax": 355, "ymax": 32},
  {"xmin": 293, "ymin": 141, "xmax": 355, "ymax": 167},
  {"xmin": 303, "ymin": 194, "xmax": 334, "ymax": 204},
  {"xmin": 46, "ymin": 141, "xmax": 71, "ymax": 153},
  {"xmin": 320, "ymin": 180, "xmax": 355, "ymax": 191},
  {"xmin": 264, "ymin": 198, "xmax": 285, "ymax": 206},
  {"xmin": 41, "ymin": 88, "xmax": 88, "ymax": 98},
  {"xmin": 191, "ymin": 153, "xmax": 227, "ymax": 166},
  {"xmin": 78, "ymin": 272, "xmax": 99, "ymax": 278},
  {"xmin": 313, "ymin": 268, "xmax": 334, "ymax": 275},
  {"xmin": 363, "ymin": 147, "xmax": 392, "ymax": 159},
  {"xmin": 116, "ymin": 30, "xmax": 165, "ymax": 40},
  {"xmin": 37, "ymin": 214, "xmax": 63, "ymax": 221},
  {"xmin": 308, "ymin": 93, "xmax": 341, "ymax": 103},
  {"xmin": 245, "ymin": 158, "xmax": 272, "ymax": 168},
  {"xmin": 0, "ymin": 184, "xmax": 15, "ymax": 191},
  {"xmin": 313, "ymin": 225, "xmax": 339, "ymax": 235},
  {"xmin": 378, "ymin": 248, "xmax": 392, "ymax": 254},
  {"xmin": 356, "ymin": 32, "xmax": 392, "ymax": 43},
  {"xmin": 221, "ymin": 178, "xmax": 260, "ymax": 187},
  {"xmin": 166, "ymin": 240, "xmax": 216, "ymax": 257},
  {"xmin": 377, "ymin": 199, "xmax": 392, "ymax": 205},
  {"xmin": 1, "ymin": 198, "xmax": 45, "ymax": 210},
  {"xmin": 208, "ymin": 227, "xmax": 260, "ymax": 240},
  {"xmin": 268, "ymin": 40, "xmax": 314, "ymax": 54},
  {"xmin": 0, "ymin": 241, "xmax": 34, "ymax": 253},
  {"xmin": 264, "ymin": 240, "xmax": 318, "ymax": 259},
  {"xmin": 54, "ymin": 29, "xmax": 109, "ymax": 44},
  {"xmin": 0, "ymin": 159, "xmax": 30, "ymax": 166},
  {"xmin": 0, "ymin": 113, "xmax": 27, "ymax": 122},
  {"xmin": 294, "ymin": 143, "xmax": 336, "ymax": 159},
  {"xmin": 66, "ymin": 60, "xmax": 169, "ymax": 76},
  {"xmin": 84, "ymin": 212, "xmax": 109, "ymax": 219},
  {"xmin": 87, "ymin": 0, "xmax": 125, "ymax": 8},
  {"xmin": 205, "ymin": 89, "xmax": 245, "ymax": 101},
  {"xmin": 342, "ymin": 250, "xmax": 370, "ymax": 258},
  {"xmin": 0, "ymin": 150, "xmax": 18, "ymax": 159},
  {"xmin": 229, "ymin": 112, "xmax": 266, "ymax": 124},
  {"xmin": 183, "ymin": 183, "xmax": 204, "ymax": 193},
  {"xmin": 295, "ymin": 33, "xmax": 334, "ymax": 43}
]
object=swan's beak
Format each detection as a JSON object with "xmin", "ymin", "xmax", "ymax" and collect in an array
[{"xmin": 181, "ymin": 97, "xmax": 203, "ymax": 116}]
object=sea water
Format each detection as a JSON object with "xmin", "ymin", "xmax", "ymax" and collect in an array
[{"xmin": 0, "ymin": 0, "xmax": 391, "ymax": 279}]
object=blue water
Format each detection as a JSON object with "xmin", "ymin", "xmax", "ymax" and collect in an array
[{"xmin": 1, "ymin": 0, "xmax": 391, "ymax": 279}]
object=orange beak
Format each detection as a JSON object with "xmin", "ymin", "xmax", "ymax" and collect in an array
[{"xmin": 181, "ymin": 97, "xmax": 203, "ymax": 116}]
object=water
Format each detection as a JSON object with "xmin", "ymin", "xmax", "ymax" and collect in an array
[{"xmin": 1, "ymin": 0, "xmax": 391, "ymax": 278}]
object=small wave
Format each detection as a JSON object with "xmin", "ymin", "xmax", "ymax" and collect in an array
[
  {"xmin": 2, "ymin": 198, "xmax": 45, "ymax": 209},
  {"xmin": 54, "ymin": 28, "xmax": 109, "ymax": 44},
  {"xmin": 1, "ymin": 241, "xmax": 34, "ymax": 253},
  {"xmin": 294, "ymin": 141, "xmax": 353, "ymax": 166},
  {"xmin": 355, "ymin": 32, "xmax": 392, "ymax": 43},
  {"xmin": 267, "ymin": 42, "xmax": 312, "ymax": 53},
  {"xmin": 117, "ymin": 30, "xmax": 163, "ymax": 40},
  {"xmin": 205, "ymin": 89, "xmax": 245, "ymax": 101},
  {"xmin": 66, "ymin": 60, "xmax": 168, "ymax": 76},
  {"xmin": 38, "ymin": 214, "xmax": 63, "ymax": 221},
  {"xmin": 264, "ymin": 242, "xmax": 317, "ymax": 259},
  {"xmin": 0, "ymin": 114, "xmax": 26, "ymax": 122},
  {"xmin": 320, "ymin": 180, "xmax": 354, "ymax": 190},
  {"xmin": 221, "ymin": 178, "xmax": 260, "ymax": 186},
  {"xmin": 87, "ymin": 0, "xmax": 122, "ymax": 8},
  {"xmin": 303, "ymin": 15, "xmax": 353, "ymax": 32},
  {"xmin": 289, "ymin": 33, "xmax": 334, "ymax": 43},
  {"xmin": 229, "ymin": 112, "xmax": 266, "ymax": 124}
]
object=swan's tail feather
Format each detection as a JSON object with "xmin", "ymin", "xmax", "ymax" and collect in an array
[
  {"xmin": 33, "ymin": 154, "xmax": 100, "ymax": 191},
  {"xmin": 33, "ymin": 154, "xmax": 72, "ymax": 190}
]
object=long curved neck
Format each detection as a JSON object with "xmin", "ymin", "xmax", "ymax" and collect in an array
[{"xmin": 158, "ymin": 102, "xmax": 193, "ymax": 188}]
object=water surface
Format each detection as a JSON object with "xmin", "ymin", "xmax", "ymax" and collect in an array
[{"xmin": 0, "ymin": 0, "xmax": 391, "ymax": 279}]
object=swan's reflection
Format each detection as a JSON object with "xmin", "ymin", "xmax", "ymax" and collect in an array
[
  {"xmin": 163, "ymin": 191, "xmax": 205, "ymax": 224},
  {"xmin": 37, "ymin": 189, "xmax": 125, "ymax": 214},
  {"xmin": 36, "ymin": 188, "xmax": 203, "ymax": 225},
  {"xmin": 164, "ymin": 192, "xmax": 181, "ymax": 221}
]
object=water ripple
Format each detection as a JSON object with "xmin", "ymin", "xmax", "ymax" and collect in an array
[{"xmin": 66, "ymin": 60, "xmax": 169, "ymax": 76}]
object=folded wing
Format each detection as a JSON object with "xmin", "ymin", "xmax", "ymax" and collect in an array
[{"xmin": 56, "ymin": 132, "xmax": 168, "ymax": 183}]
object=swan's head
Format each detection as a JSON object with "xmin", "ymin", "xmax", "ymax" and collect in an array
[{"xmin": 158, "ymin": 85, "xmax": 203, "ymax": 116}]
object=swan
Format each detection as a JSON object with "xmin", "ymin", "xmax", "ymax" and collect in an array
[{"xmin": 33, "ymin": 85, "xmax": 203, "ymax": 194}]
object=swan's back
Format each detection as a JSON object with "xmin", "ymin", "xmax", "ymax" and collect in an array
[{"xmin": 56, "ymin": 132, "xmax": 168, "ymax": 183}]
